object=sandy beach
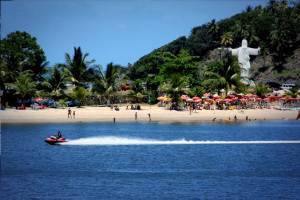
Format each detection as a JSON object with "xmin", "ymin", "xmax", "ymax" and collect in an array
[{"xmin": 0, "ymin": 104, "xmax": 298, "ymax": 124}]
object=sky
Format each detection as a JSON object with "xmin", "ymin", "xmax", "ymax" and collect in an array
[{"xmin": 2, "ymin": 0, "xmax": 268, "ymax": 68}]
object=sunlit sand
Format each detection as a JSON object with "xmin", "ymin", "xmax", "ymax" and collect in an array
[{"xmin": 0, "ymin": 104, "xmax": 297, "ymax": 124}]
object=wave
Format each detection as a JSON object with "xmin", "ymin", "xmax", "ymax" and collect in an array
[{"xmin": 62, "ymin": 136, "xmax": 300, "ymax": 146}]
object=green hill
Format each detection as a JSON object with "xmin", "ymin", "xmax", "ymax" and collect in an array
[{"xmin": 130, "ymin": 1, "xmax": 300, "ymax": 86}]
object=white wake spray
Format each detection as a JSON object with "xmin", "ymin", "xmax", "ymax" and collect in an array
[{"xmin": 62, "ymin": 136, "xmax": 300, "ymax": 146}]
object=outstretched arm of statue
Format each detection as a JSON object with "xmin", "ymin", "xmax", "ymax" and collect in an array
[
  {"xmin": 230, "ymin": 48, "xmax": 238, "ymax": 56},
  {"xmin": 217, "ymin": 47, "xmax": 238, "ymax": 55},
  {"xmin": 248, "ymin": 47, "xmax": 260, "ymax": 55}
]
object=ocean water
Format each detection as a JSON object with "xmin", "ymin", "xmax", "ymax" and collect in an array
[{"xmin": 1, "ymin": 121, "xmax": 300, "ymax": 200}]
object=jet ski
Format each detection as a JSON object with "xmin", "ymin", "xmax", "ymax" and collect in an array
[{"xmin": 45, "ymin": 135, "xmax": 67, "ymax": 145}]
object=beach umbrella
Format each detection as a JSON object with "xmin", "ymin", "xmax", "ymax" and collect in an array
[
  {"xmin": 213, "ymin": 94, "xmax": 220, "ymax": 99},
  {"xmin": 164, "ymin": 97, "xmax": 172, "ymax": 102},
  {"xmin": 193, "ymin": 98, "xmax": 201, "ymax": 103},
  {"xmin": 206, "ymin": 99, "xmax": 215, "ymax": 104},
  {"xmin": 180, "ymin": 95, "xmax": 189, "ymax": 101},
  {"xmin": 186, "ymin": 98, "xmax": 193, "ymax": 102},
  {"xmin": 263, "ymin": 97, "xmax": 269, "ymax": 102},
  {"xmin": 203, "ymin": 93, "xmax": 210, "ymax": 97},
  {"xmin": 34, "ymin": 97, "xmax": 43, "ymax": 102},
  {"xmin": 256, "ymin": 97, "xmax": 262, "ymax": 101},
  {"xmin": 157, "ymin": 96, "xmax": 165, "ymax": 101},
  {"xmin": 289, "ymin": 98, "xmax": 300, "ymax": 102},
  {"xmin": 280, "ymin": 97, "xmax": 287, "ymax": 101},
  {"xmin": 223, "ymin": 98, "xmax": 232, "ymax": 103}
]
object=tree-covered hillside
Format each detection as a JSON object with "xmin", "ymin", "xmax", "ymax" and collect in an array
[{"xmin": 130, "ymin": 1, "xmax": 300, "ymax": 85}]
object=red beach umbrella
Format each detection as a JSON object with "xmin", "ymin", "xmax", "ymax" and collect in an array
[
  {"xmin": 263, "ymin": 97, "xmax": 269, "ymax": 102},
  {"xmin": 203, "ymin": 93, "xmax": 210, "ymax": 97},
  {"xmin": 193, "ymin": 99, "xmax": 202, "ymax": 103},
  {"xmin": 180, "ymin": 95, "xmax": 189, "ymax": 101},
  {"xmin": 224, "ymin": 98, "xmax": 232, "ymax": 103},
  {"xmin": 213, "ymin": 94, "xmax": 220, "ymax": 99},
  {"xmin": 34, "ymin": 97, "xmax": 43, "ymax": 102}
]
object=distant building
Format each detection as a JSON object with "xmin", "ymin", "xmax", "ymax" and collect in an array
[
  {"xmin": 281, "ymin": 83, "xmax": 295, "ymax": 91},
  {"xmin": 65, "ymin": 83, "xmax": 76, "ymax": 94}
]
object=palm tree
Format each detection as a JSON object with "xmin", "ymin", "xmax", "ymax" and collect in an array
[
  {"xmin": 13, "ymin": 71, "xmax": 36, "ymax": 100},
  {"xmin": 64, "ymin": 47, "xmax": 96, "ymax": 87},
  {"xmin": 202, "ymin": 57, "xmax": 241, "ymax": 95},
  {"xmin": 158, "ymin": 75, "xmax": 190, "ymax": 103},
  {"xmin": 42, "ymin": 65, "xmax": 71, "ymax": 100},
  {"xmin": 221, "ymin": 32, "xmax": 233, "ymax": 47},
  {"xmin": 92, "ymin": 63, "xmax": 124, "ymax": 104}
]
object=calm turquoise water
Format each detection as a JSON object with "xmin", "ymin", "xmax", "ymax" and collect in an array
[{"xmin": 1, "ymin": 121, "xmax": 300, "ymax": 199}]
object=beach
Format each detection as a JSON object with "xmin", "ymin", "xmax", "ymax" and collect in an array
[{"xmin": 0, "ymin": 105, "xmax": 298, "ymax": 124}]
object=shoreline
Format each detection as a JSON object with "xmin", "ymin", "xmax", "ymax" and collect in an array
[{"xmin": 0, "ymin": 105, "xmax": 298, "ymax": 124}]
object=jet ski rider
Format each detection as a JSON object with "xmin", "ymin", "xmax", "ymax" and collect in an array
[{"xmin": 56, "ymin": 130, "xmax": 63, "ymax": 139}]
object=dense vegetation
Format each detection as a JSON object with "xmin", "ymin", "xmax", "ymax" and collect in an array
[{"xmin": 0, "ymin": 0, "xmax": 299, "ymax": 108}]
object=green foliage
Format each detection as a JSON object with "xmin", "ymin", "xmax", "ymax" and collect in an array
[
  {"xmin": 129, "ymin": 51, "xmax": 176, "ymax": 80},
  {"xmin": 58, "ymin": 99, "xmax": 67, "ymax": 108},
  {"xmin": 0, "ymin": 31, "xmax": 47, "ymax": 82},
  {"xmin": 155, "ymin": 50, "xmax": 200, "ymax": 101},
  {"xmin": 268, "ymin": 1, "xmax": 298, "ymax": 70},
  {"xmin": 13, "ymin": 71, "xmax": 37, "ymax": 99},
  {"xmin": 255, "ymin": 83, "xmax": 271, "ymax": 97},
  {"xmin": 91, "ymin": 63, "xmax": 129, "ymax": 104},
  {"xmin": 202, "ymin": 55, "xmax": 241, "ymax": 94},
  {"xmin": 64, "ymin": 47, "xmax": 97, "ymax": 87},
  {"xmin": 132, "ymin": 0, "xmax": 299, "ymax": 79},
  {"xmin": 70, "ymin": 87, "xmax": 91, "ymax": 107},
  {"xmin": 42, "ymin": 65, "xmax": 71, "ymax": 99},
  {"xmin": 221, "ymin": 32, "xmax": 233, "ymax": 47},
  {"xmin": 284, "ymin": 86, "xmax": 299, "ymax": 98}
]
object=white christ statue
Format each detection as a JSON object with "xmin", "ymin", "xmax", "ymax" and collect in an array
[{"xmin": 228, "ymin": 39, "xmax": 260, "ymax": 85}]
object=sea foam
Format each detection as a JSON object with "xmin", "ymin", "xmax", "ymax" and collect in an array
[{"xmin": 62, "ymin": 136, "xmax": 300, "ymax": 146}]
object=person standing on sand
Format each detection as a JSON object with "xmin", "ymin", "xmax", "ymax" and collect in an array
[
  {"xmin": 297, "ymin": 110, "xmax": 300, "ymax": 120},
  {"xmin": 68, "ymin": 108, "xmax": 72, "ymax": 118},
  {"xmin": 148, "ymin": 113, "xmax": 151, "ymax": 121},
  {"xmin": 135, "ymin": 111, "xmax": 137, "ymax": 121},
  {"xmin": 73, "ymin": 110, "xmax": 76, "ymax": 119}
]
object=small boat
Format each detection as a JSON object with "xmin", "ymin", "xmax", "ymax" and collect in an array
[{"xmin": 45, "ymin": 135, "xmax": 67, "ymax": 145}]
